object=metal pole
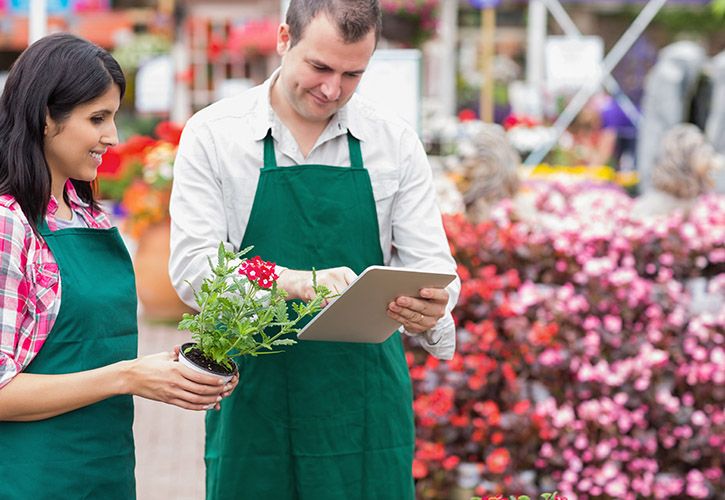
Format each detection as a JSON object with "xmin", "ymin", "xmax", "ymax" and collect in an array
[
  {"xmin": 540, "ymin": 0, "xmax": 641, "ymax": 126},
  {"xmin": 29, "ymin": 0, "xmax": 48, "ymax": 45},
  {"xmin": 480, "ymin": 7, "xmax": 495, "ymax": 122},
  {"xmin": 524, "ymin": 0, "xmax": 668, "ymax": 165},
  {"xmin": 438, "ymin": 0, "xmax": 458, "ymax": 117},
  {"xmin": 526, "ymin": 0, "xmax": 546, "ymax": 119}
]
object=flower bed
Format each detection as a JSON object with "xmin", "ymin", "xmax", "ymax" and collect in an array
[{"xmin": 407, "ymin": 180, "xmax": 724, "ymax": 499}]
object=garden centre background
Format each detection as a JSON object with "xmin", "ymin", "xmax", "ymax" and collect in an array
[{"xmin": 1, "ymin": 0, "xmax": 724, "ymax": 498}]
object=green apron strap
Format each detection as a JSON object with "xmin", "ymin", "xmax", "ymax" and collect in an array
[
  {"xmin": 37, "ymin": 218, "xmax": 50, "ymax": 235},
  {"xmin": 347, "ymin": 132, "xmax": 363, "ymax": 170},
  {"xmin": 264, "ymin": 129, "xmax": 362, "ymax": 170},
  {"xmin": 263, "ymin": 129, "xmax": 277, "ymax": 169}
]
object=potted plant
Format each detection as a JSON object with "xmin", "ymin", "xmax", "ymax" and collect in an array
[{"xmin": 177, "ymin": 243, "xmax": 331, "ymax": 382}]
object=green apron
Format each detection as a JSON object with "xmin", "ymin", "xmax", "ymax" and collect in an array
[
  {"xmin": 0, "ymin": 219, "xmax": 138, "ymax": 499},
  {"xmin": 204, "ymin": 131, "xmax": 415, "ymax": 500}
]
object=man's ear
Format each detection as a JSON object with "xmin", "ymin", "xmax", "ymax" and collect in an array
[{"xmin": 277, "ymin": 23, "xmax": 291, "ymax": 56}]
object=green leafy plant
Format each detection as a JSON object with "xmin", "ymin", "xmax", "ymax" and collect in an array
[{"xmin": 178, "ymin": 243, "xmax": 331, "ymax": 370}]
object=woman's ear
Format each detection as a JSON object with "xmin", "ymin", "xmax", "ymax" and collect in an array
[{"xmin": 44, "ymin": 112, "xmax": 54, "ymax": 137}]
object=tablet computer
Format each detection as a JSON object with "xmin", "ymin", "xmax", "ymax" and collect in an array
[{"xmin": 296, "ymin": 266, "xmax": 456, "ymax": 343}]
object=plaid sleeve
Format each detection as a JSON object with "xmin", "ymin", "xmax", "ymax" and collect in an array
[{"xmin": 0, "ymin": 206, "xmax": 31, "ymax": 389}]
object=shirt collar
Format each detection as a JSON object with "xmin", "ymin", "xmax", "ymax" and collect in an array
[
  {"xmin": 47, "ymin": 180, "xmax": 90, "ymax": 218},
  {"xmin": 250, "ymin": 68, "xmax": 368, "ymax": 144}
]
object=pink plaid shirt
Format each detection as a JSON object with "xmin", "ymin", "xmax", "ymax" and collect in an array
[{"xmin": 0, "ymin": 181, "xmax": 111, "ymax": 389}]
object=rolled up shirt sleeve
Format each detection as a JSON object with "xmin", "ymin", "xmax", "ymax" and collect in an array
[
  {"xmin": 0, "ymin": 209, "xmax": 31, "ymax": 389},
  {"xmin": 169, "ymin": 121, "xmax": 238, "ymax": 309},
  {"xmin": 389, "ymin": 128, "xmax": 460, "ymax": 360}
]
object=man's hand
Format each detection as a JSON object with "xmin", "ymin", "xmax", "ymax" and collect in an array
[
  {"xmin": 277, "ymin": 266, "xmax": 356, "ymax": 303},
  {"xmin": 386, "ymin": 287, "xmax": 449, "ymax": 335}
]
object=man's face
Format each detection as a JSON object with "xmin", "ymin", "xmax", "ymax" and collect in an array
[{"xmin": 275, "ymin": 13, "xmax": 376, "ymax": 124}]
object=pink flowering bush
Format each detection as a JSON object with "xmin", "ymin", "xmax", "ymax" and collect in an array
[{"xmin": 407, "ymin": 181, "xmax": 725, "ymax": 499}]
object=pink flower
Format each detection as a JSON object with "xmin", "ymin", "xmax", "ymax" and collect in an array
[{"xmin": 603, "ymin": 315, "xmax": 622, "ymax": 333}]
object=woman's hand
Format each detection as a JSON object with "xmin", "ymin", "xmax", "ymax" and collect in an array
[
  {"xmin": 120, "ymin": 351, "xmax": 227, "ymax": 411},
  {"xmin": 170, "ymin": 345, "xmax": 240, "ymax": 411},
  {"xmin": 386, "ymin": 287, "xmax": 449, "ymax": 335}
]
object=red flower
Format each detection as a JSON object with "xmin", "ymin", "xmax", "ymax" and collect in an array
[
  {"xmin": 412, "ymin": 459, "xmax": 428, "ymax": 479},
  {"xmin": 116, "ymin": 134, "xmax": 156, "ymax": 158},
  {"xmin": 442, "ymin": 455, "xmax": 460, "ymax": 470},
  {"xmin": 96, "ymin": 148, "xmax": 122, "ymax": 178},
  {"xmin": 529, "ymin": 321, "xmax": 559, "ymax": 346},
  {"xmin": 154, "ymin": 121, "xmax": 184, "ymax": 146},
  {"xmin": 512, "ymin": 400, "xmax": 531, "ymax": 415},
  {"xmin": 239, "ymin": 256, "xmax": 278, "ymax": 289},
  {"xmin": 490, "ymin": 431, "xmax": 504, "ymax": 445},
  {"xmin": 458, "ymin": 108, "xmax": 477, "ymax": 122},
  {"xmin": 485, "ymin": 448, "xmax": 510, "ymax": 474}
]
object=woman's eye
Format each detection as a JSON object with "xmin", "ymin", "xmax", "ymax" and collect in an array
[{"xmin": 91, "ymin": 116, "xmax": 104, "ymax": 124}]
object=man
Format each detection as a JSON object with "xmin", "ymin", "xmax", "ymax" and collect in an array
[{"xmin": 169, "ymin": 1, "xmax": 460, "ymax": 498}]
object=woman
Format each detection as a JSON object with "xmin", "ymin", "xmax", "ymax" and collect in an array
[{"xmin": 0, "ymin": 34, "xmax": 235, "ymax": 499}]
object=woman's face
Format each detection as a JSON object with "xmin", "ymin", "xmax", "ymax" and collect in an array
[{"xmin": 43, "ymin": 84, "xmax": 121, "ymax": 185}]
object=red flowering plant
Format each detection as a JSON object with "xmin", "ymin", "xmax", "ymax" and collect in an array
[
  {"xmin": 178, "ymin": 243, "xmax": 332, "ymax": 379},
  {"xmin": 406, "ymin": 181, "xmax": 724, "ymax": 498},
  {"xmin": 95, "ymin": 134, "xmax": 156, "ymax": 201}
]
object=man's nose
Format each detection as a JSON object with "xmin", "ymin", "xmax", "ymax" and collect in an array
[{"xmin": 320, "ymin": 74, "xmax": 342, "ymax": 101}]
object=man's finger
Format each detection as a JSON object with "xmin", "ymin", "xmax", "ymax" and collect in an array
[{"xmin": 420, "ymin": 287, "xmax": 449, "ymax": 302}]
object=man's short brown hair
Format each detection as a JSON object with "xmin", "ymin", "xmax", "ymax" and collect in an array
[{"xmin": 285, "ymin": 0, "xmax": 382, "ymax": 47}]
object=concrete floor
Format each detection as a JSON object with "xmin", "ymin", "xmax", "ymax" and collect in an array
[{"xmin": 133, "ymin": 319, "xmax": 206, "ymax": 500}]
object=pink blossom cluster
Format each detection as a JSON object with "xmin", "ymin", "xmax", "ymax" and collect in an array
[{"xmin": 406, "ymin": 181, "xmax": 724, "ymax": 499}]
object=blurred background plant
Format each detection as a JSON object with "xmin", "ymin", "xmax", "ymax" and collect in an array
[
  {"xmin": 380, "ymin": 0, "xmax": 440, "ymax": 48},
  {"xmin": 97, "ymin": 121, "xmax": 183, "ymax": 238}
]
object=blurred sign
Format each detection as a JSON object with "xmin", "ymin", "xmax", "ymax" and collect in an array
[
  {"xmin": 10, "ymin": 0, "xmax": 70, "ymax": 14},
  {"xmin": 135, "ymin": 56, "xmax": 173, "ymax": 114},
  {"xmin": 357, "ymin": 49, "xmax": 421, "ymax": 132},
  {"xmin": 468, "ymin": 0, "xmax": 501, "ymax": 8},
  {"xmin": 9, "ymin": 0, "xmax": 108, "ymax": 14},
  {"xmin": 545, "ymin": 35, "xmax": 603, "ymax": 90},
  {"xmin": 72, "ymin": 0, "xmax": 109, "ymax": 12}
]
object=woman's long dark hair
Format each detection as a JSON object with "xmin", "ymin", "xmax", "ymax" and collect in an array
[{"xmin": 0, "ymin": 33, "xmax": 126, "ymax": 227}]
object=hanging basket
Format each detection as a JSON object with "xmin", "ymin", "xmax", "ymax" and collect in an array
[{"xmin": 381, "ymin": 11, "xmax": 421, "ymax": 46}]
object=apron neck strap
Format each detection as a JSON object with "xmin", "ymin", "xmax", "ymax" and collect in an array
[
  {"xmin": 37, "ymin": 218, "xmax": 51, "ymax": 235},
  {"xmin": 263, "ymin": 129, "xmax": 277, "ymax": 168},
  {"xmin": 347, "ymin": 133, "xmax": 363, "ymax": 170},
  {"xmin": 263, "ymin": 129, "xmax": 364, "ymax": 170}
]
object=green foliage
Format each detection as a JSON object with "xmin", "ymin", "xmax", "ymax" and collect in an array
[
  {"xmin": 178, "ymin": 243, "xmax": 332, "ymax": 369},
  {"xmin": 713, "ymin": 0, "xmax": 725, "ymax": 18},
  {"xmin": 646, "ymin": 3, "xmax": 725, "ymax": 35}
]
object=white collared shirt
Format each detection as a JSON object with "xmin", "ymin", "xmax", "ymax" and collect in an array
[{"xmin": 169, "ymin": 70, "xmax": 460, "ymax": 359}]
